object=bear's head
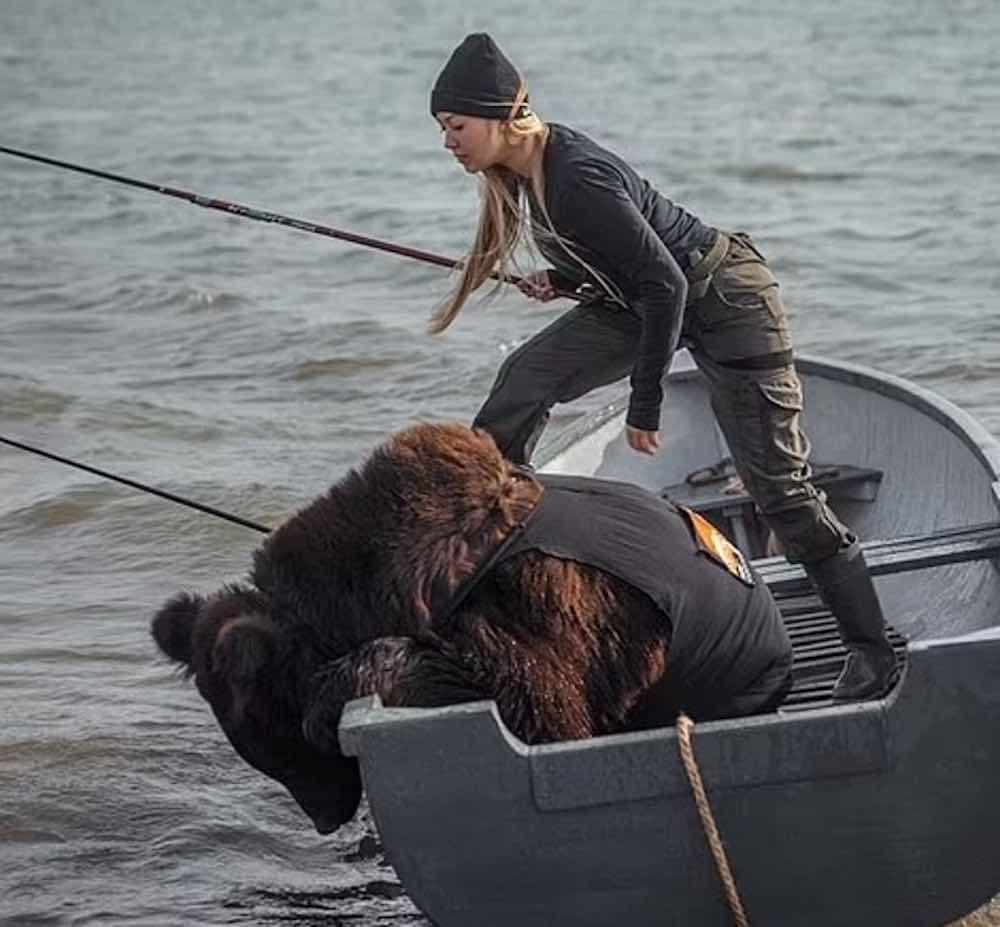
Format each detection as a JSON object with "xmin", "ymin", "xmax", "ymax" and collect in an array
[{"xmin": 151, "ymin": 585, "xmax": 363, "ymax": 835}]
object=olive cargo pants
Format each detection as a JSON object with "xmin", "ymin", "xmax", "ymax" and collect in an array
[{"xmin": 472, "ymin": 233, "xmax": 853, "ymax": 564}]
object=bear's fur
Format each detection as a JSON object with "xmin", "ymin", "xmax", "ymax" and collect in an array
[{"xmin": 151, "ymin": 423, "xmax": 706, "ymax": 833}]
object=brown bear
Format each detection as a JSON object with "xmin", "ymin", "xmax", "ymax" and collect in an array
[{"xmin": 152, "ymin": 422, "xmax": 791, "ymax": 835}]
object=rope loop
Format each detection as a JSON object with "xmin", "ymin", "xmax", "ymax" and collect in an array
[{"xmin": 676, "ymin": 713, "xmax": 750, "ymax": 927}]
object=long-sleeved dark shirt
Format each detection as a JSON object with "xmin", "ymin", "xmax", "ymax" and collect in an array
[{"xmin": 526, "ymin": 123, "xmax": 717, "ymax": 431}]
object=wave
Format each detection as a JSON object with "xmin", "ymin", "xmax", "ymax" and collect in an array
[
  {"xmin": 0, "ymin": 826, "xmax": 66, "ymax": 845},
  {"xmin": 0, "ymin": 378, "xmax": 76, "ymax": 420},
  {"xmin": 902, "ymin": 359, "xmax": 1000, "ymax": 384},
  {"xmin": 287, "ymin": 354, "xmax": 407, "ymax": 381},
  {"xmin": 228, "ymin": 882, "xmax": 427, "ymax": 926},
  {"xmin": 822, "ymin": 225, "xmax": 934, "ymax": 243},
  {"xmin": 717, "ymin": 163, "xmax": 863, "ymax": 184},
  {"xmin": 0, "ymin": 484, "xmax": 122, "ymax": 533},
  {"xmin": 836, "ymin": 92, "xmax": 916, "ymax": 109},
  {"xmin": 827, "ymin": 268, "xmax": 911, "ymax": 295}
]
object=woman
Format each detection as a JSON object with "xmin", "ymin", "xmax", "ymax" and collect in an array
[{"xmin": 428, "ymin": 32, "xmax": 896, "ymax": 702}]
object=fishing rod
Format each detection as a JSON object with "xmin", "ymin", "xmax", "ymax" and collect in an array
[
  {"xmin": 0, "ymin": 144, "xmax": 463, "ymax": 271},
  {"xmin": 0, "ymin": 146, "xmax": 584, "ymax": 528},
  {"xmin": 0, "ymin": 434, "xmax": 270, "ymax": 535},
  {"xmin": 0, "ymin": 144, "xmax": 577, "ymax": 297}
]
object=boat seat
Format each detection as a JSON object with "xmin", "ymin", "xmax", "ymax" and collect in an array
[
  {"xmin": 775, "ymin": 589, "xmax": 907, "ymax": 712},
  {"xmin": 758, "ymin": 520, "xmax": 1000, "ymax": 595},
  {"xmin": 661, "ymin": 462, "xmax": 884, "ymax": 558}
]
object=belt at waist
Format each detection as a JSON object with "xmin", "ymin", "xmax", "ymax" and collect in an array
[{"xmin": 685, "ymin": 230, "xmax": 729, "ymax": 301}]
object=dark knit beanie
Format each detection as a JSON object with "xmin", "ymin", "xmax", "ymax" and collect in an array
[{"xmin": 430, "ymin": 33, "xmax": 531, "ymax": 120}]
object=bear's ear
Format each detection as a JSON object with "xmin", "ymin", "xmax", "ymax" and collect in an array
[
  {"xmin": 211, "ymin": 618, "xmax": 275, "ymax": 688},
  {"xmin": 151, "ymin": 592, "xmax": 205, "ymax": 666}
]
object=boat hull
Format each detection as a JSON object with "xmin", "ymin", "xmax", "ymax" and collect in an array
[
  {"xmin": 339, "ymin": 355, "xmax": 1000, "ymax": 925},
  {"xmin": 341, "ymin": 627, "xmax": 1000, "ymax": 926}
]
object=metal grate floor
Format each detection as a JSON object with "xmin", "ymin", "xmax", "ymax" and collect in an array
[{"xmin": 775, "ymin": 591, "xmax": 908, "ymax": 713}]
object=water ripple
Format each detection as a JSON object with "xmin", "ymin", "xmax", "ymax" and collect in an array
[
  {"xmin": 717, "ymin": 163, "xmax": 864, "ymax": 184},
  {"xmin": 0, "ymin": 379, "xmax": 75, "ymax": 420},
  {"xmin": 288, "ymin": 355, "xmax": 408, "ymax": 381}
]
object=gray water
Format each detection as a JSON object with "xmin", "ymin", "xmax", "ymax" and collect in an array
[{"xmin": 1, "ymin": 1, "xmax": 998, "ymax": 924}]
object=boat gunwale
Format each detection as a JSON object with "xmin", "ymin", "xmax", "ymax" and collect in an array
[
  {"xmin": 341, "ymin": 625, "xmax": 1000, "ymax": 802},
  {"xmin": 339, "ymin": 687, "xmax": 898, "ymax": 781}
]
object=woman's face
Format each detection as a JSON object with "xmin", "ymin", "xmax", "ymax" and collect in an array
[{"xmin": 436, "ymin": 112, "xmax": 505, "ymax": 173}]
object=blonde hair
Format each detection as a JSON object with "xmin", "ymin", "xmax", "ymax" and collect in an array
[
  {"xmin": 428, "ymin": 83, "xmax": 546, "ymax": 335},
  {"xmin": 429, "ymin": 84, "xmax": 629, "ymax": 333}
]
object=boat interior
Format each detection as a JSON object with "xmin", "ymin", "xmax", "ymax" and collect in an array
[
  {"xmin": 536, "ymin": 354, "xmax": 1000, "ymax": 713},
  {"xmin": 773, "ymin": 583, "xmax": 908, "ymax": 712},
  {"xmin": 663, "ymin": 452, "xmax": 909, "ymax": 711}
]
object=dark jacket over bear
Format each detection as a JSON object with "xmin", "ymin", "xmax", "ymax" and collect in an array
[
  {"xmin": 442, "ymin": 472, "xmax": 791, "ymax": 721},
  {"xmin": 152, "ymin": 423, "xmax": 791, "ymax": 836}
]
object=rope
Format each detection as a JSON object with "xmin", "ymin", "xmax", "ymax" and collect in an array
[
  {"xmin": 685, "ymin": 456, "xmax": 735, "ymax": 486},
  {"xmin": 676, "ymin": 713, "xmax": 750, "ymax": 927}
]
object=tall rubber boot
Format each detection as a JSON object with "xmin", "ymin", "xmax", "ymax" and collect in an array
[{"xmin": 805, "ymin": 539, "xmax": 899, "ymax": 701}]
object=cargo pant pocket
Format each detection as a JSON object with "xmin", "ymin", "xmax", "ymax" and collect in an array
[
  {"xmin": 691, "ymin": 241, "xmax": 791, "ymax": 360},
  {"xmin": 755, "ymin": 375, "xmax": 809, "ymax": 473},
  {"xmin": 748, "ymin": 374, "xmax": 849, "ymax": 561}
]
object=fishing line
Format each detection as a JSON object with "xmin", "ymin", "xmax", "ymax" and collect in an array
[{"xmin": 0, "ymin": 434, "xmax": 270, "ymax": 534}]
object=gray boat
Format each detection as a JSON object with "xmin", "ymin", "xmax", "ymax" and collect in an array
[{"xmin": 339, "ymin": 353, "xmax": 1000, "ymax": 927}]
